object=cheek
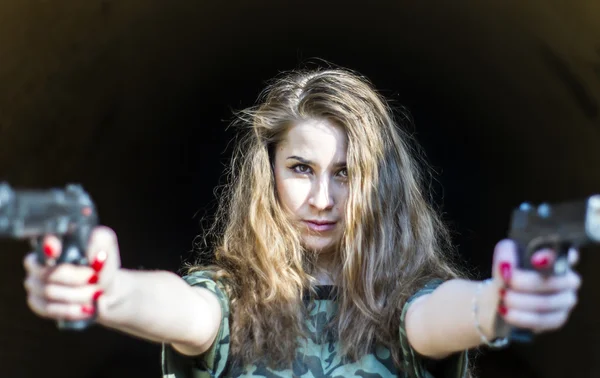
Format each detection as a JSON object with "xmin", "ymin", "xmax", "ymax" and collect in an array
[
  {"xmin": 334, "ymin": 184, "xmax": 349, "ymax": 210},
  {"xmin": 276, "ymin": 177, "xmax": 310, "ymax": 213}
]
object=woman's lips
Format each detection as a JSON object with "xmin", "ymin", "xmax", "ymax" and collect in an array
[{"xmin": 304, "ymin": 220, "xmax": 336, "ymax": 232}]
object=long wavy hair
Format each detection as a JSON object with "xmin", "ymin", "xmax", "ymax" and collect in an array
[{"xmin": 189, "ymin": 66, "xmax": 467, "ymax": 372}]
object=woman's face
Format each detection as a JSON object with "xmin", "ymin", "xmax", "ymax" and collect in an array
[{"xmin": 274, "ymin": 118, "xmax": 348, "ymax": 255}]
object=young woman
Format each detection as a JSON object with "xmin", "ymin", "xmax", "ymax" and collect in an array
[{"xmin": 23, "ymin": 68, "xmax": 581, "ymax": 378}]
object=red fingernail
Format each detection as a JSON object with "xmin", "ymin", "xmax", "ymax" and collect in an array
[
  {"xmin": 531, "ymin": 255, "xmax": 550, "ymax": 269},
  {"xmin": 499, "ymin": 288, "xmax": 507, "ymax": 299},
  {"xmin": 91, "ymin": 250, "xmax": 107, "ymax": 272},
  {"xmin": 500, "ymin": 262, "xmax": 512, "ymax": 283},
  {"xmin": 88, "ymin": 273, "xmax": 99, "ymax": 284},
  {"xmin": 81, "ymin": 305, "xmax": 95, "ymax": 315},
  {"xmin": 43, "ymin": 243, "xmax": 55, "ymax": 258},
  {"xmin": 92, "ymin": 290, "xmax": 103, "ymax": 302},
  {"xmin": 498, "ymin": 305, "xmax": 508, "ymax": 316}
]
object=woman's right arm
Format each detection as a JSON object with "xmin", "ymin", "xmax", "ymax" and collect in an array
[
  {"xmin": 99, "ymin": 269, "xmax": 222, "ymax": 356},
  {"xmin": 23, "ymin": 226, "xmax": 222, "ymax": 356}
]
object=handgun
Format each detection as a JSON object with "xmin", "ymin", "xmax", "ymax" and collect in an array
[
  {"xmin": 0, "ymin": 181, "xmax": 99, "ymax": 330},
  {"xmin": 504, "ymin": 194, "xmax": 600, "ymax": 342}
]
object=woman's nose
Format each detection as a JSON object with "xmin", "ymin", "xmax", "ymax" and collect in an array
[{"xmin": 308, "ymin": 179, "xmax": 334, "ymax": 210}]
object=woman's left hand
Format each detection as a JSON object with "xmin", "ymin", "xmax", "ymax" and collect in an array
[{"xmin": 491, "ymin": 239, "xmax": 581, "ymax": 335}]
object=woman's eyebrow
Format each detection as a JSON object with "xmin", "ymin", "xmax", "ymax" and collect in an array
[
  {"xmin": 287, "ymin": 156, "xmax": 347, "ymax": 168},
  {"xmin": 287, "ymin": 156, "xmax": 312, "ymax": 165}
]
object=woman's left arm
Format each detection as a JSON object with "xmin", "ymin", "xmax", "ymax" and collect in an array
[{"xmin": 405, "ymin": 239, "xmax": 581, "ymax": 359}]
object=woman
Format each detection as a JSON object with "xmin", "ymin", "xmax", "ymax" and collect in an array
[{"xmin": 23, "ymin": 67, "xmax": 581, "ymax": 377}]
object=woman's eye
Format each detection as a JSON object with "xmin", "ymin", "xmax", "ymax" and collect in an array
[
  {"xmin": 292, "ymin": 164, "xmax": 311, "ymax": 174},
  {"xmin": 338, "ymin": 168, "xmax": 348, "ymax": 178}
]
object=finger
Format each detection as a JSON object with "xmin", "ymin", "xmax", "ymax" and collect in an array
[
  {"xmin": 502, "ymin": 308, "xmax": 571, "ymax": 333},
  {"xmin": 510, "ymin": 269, "xmax": 581, "ymax": 293},
  {"xmin": 86, "ymin": 226, "xmax": 121, "ymax": 284},
  {"xmin": 27, "ymin": 294, "xmax": 95, "ymax": 321},
  {"xmin": 25, "ymin": 277, "xmax": 102, "ymax": 305},
  {"xmin": 45, "ymin": 264, "xmax": 98, "ymax": 286},
  {"xmin": 568, "ymin": 248, "xmax": 579, "ymax": 267},
  {"xmin": 23, "ymin": 252, "xmax": 47, "ymax": 278},
  {"xmin": 45, "ymin": 302, "xmax": 95, "ymax": 321},
  {"xmin": 530, "ymin": 248, "xmax": 556, "ymax": 269},
  {"xmin": 492, "ymin": 239, "xmax": 519, "ymax": 285},
  {"xmin": 24, "ymin": 274, "xmax": 43, "ymax": 296},
  {"xmin": 41, "ymin": 234, "xmax": 62, "ymax": 263},
  {"xmin": 503, "ymin": 289, "xmax": 578, "ymax": 313},
  {"xmin": 27, "ymin": 294, "xmax": 51, "ymax": 319}
]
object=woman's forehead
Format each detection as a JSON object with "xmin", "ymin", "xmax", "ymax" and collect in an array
[{"xmin": 278, "ymin": 119, "xmax": 347, "ymax": 161}]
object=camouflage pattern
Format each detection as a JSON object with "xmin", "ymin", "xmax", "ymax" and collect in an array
[
  {"xmin": 399, "ymin": 280, "xmax": 468, "ymax": 378},
  {"xmin": 162, "ymin": 271, "xmax": 230, "ymax": 378},
  {"xmin": 162, "ymin": 272, "xmax": 467, "ymax": 378}
]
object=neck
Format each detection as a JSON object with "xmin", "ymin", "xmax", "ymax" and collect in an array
[{"xmin": 314, "ymin": 250, "xmax": 338, "ymax": 285}]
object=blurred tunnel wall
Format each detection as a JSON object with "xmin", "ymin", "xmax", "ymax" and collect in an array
[{"xmin": 0, "ymin": 1, "xmax": 598, "ymax": 377}]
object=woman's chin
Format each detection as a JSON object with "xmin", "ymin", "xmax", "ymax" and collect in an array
[{"xmin": 301, "ymin": 238, "xmax": 337, "ymax": 255}]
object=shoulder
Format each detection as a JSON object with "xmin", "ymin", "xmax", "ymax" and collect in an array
[
  {"xmin": 162, "ymin": 269, "xmax": 233, "ymax": 377},
  {"xmin": 399, "ymin": 279, "xmax": 468, "ymax": 378},
  {"xmin": 404, "ymin": 279, "xmax": 444, "ymax": 310},
  {"xmin": 182, "ymin": 269, "xmax": 231, "ymax": 312}
]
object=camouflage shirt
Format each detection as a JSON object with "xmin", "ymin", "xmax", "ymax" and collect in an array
[{"xmin": 162, "ymin": 271, "xmax": 468, "ymax": 378}]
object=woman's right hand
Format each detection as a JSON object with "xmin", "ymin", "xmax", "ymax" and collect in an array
[{"xmin": 23, "ymin": 226, "xmax": 122, "ymax": 322}]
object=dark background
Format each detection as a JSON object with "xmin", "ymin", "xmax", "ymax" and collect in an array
[{"xmin": 0, "ymin": 0, "xmax": 599, "ymax": 377}]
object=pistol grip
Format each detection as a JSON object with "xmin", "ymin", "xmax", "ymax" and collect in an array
[
  {"xmin": 509, "ymin": 328, "xmax": 534, "ymax": 342},
  {"xmin": 58, "ymin": 318, "xmax": 95, "ymax": 331},
  {"xmin": 59, "ymin": 227, "xmax": 96, "ymax": 330},
  {"xmin": 35, "ymin": 227, "xmax": 96, "ymax": 331}
]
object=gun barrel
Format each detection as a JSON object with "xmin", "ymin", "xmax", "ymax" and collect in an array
[
  {"xmin": 586, "ymin": 195, "xmax": 600, "ymax": 242},
  {"xmin": 0, "ymin": 182, "xmax": 97, "ymax": 239},
  {"xmin": 0, "ymin": 182, "xmax": 16, "ymax": 235}
]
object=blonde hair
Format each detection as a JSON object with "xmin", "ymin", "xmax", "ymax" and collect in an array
[{"xmin": 189, "ymin": 66, "xmax": 467, "ymax": 371}]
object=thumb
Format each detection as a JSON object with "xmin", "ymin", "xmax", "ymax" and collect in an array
[
  {"xmin": 86, "ymin": 226, "xmax": 121, "ymax": 287},
  {"xmin": 492, "ymin": 239, "xmax": 519, "ymax": 286}
]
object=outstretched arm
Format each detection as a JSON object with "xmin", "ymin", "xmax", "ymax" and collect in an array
[
  {"xmin": 99, "ymin": 269, "xmax": 222, "ymax": 355},
  {"xmin": 24, "ymin": 226, "xmax": 222, "ymax": 356},
  {"xmin": 405, "ymin": 278, "xmax": 499, "ymax": 359},
  {"xmin": 405, "ymin": 240, "xmax": 581, "ymax": 359}
]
